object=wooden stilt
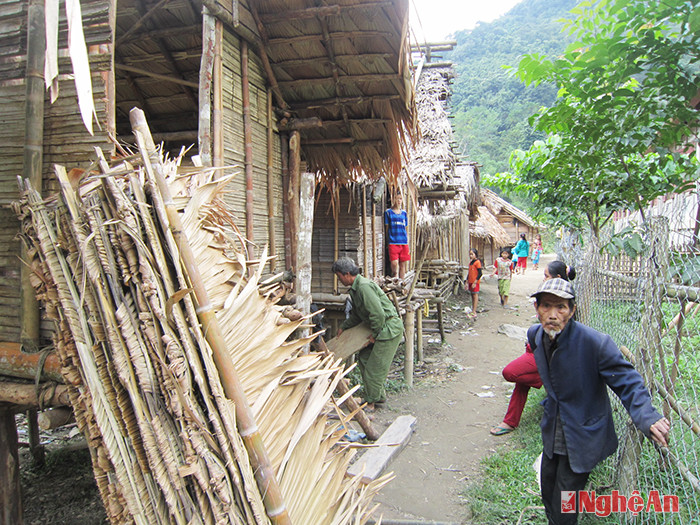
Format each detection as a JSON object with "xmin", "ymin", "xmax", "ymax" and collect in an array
[
  {"xmin": 416, "ymin": 306, "xmax": 423, "ymax": 362},
  {"xmin": 26, "ymin": 408, "xmax": 44, "ymax": 465},
  {"xmin": 436, "ymin": 297, "xmax": 446, "ymax": 343},
  {"xmin": 288, "ymin": 131, "xmax": 301, "ymax": 272},
  {"xmin": 266, "ymin": 89, "xmax": 276, "ymax": 272},
  {"xmin": 404, "ymin": 309, "xmax": 415, "ymax": 387},
  {"xmin": 0, "ymin": 407, "xmax": 22, "ymax": 525}
]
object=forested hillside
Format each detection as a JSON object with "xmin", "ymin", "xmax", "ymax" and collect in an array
[{"xmin": 447, "ymin": 0, "xmax": 578, "ymax": 179}]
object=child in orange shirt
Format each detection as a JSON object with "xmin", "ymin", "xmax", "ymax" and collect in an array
[{"xmin": 466, "ymin": 249, "xmax": 482, "ymax": 318}]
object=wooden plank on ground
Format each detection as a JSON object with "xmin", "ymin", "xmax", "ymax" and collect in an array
[
  {"xmin": 325, "ymin": 324, "xmax": 373, "ymax": 360},
  {"xmin": 347, "ymin": 414, "xmax": 417, "ymax": 484}
]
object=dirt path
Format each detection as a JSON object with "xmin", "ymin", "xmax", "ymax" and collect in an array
[{"xmin": 369, "ymin": 254, "xmax": 554, "ymax": 524}]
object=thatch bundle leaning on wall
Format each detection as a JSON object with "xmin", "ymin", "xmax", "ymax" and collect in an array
[{"xmin": 15, "ymin": 120, "xmax": 390, "ymax": 524}]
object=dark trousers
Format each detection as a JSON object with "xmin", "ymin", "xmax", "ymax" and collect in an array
[{"xmin": 540, "ymin": 453, "xmax": 591, "ymax": 525}]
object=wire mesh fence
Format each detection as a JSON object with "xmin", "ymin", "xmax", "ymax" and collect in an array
[{"xmin": 556, "ymin": 192, "xmax": 700, "ymax": 523}]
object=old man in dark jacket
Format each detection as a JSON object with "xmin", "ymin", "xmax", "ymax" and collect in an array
[{"xmin": 528, "ymin": 277, "xmax": 670, "ymax": 524}]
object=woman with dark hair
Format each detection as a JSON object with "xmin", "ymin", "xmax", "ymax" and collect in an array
[
  {"xmin": 490, "ymin": 260, "xmax": 576, "ymax": 436},
  {"xmin": 514, "ymin": 233, "xmax": 530, "ymax": 275}
]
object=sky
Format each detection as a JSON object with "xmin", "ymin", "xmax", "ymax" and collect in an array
[{"xmin": 409, "ymin": 0, "xmax": 523, "ymax": 42}]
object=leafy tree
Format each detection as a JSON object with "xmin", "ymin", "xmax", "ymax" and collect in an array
[
  {"xmin": 447, "ymin": 0, "xmax": 577, "ymax": 177},
  {"xmin": 493, "ymin": 0, "xmax": 700, "ymax": 237}
]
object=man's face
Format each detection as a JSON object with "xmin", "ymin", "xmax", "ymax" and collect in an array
[
  {"xmin": 535, "ymin": 293, "xmax": 576, "ymax": 338},
  {"xmin": 335, "ymin": 271, "xmax": 353, "ymax": 287}
]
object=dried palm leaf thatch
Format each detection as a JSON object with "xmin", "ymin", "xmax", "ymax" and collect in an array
[{"xmin": 16, "ymin": 131, "xmax": 390, "ymax": 524}]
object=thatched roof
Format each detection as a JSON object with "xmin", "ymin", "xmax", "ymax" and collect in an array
[
  {"xmin": 481, "ymin": 187, "xmax": 536, "ymax": 227},
  {"xmin": 114, "ymin": 0, "xmax": 414, "ymax": 182},
  {"xmin": 471, "ymin": 205, "xmax": 511, "ymax": 246},
  {"xmin": 405, "ymin": 66, "xmax": 456, "ymax": 190}
]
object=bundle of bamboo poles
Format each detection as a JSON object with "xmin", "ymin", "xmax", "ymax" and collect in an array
[{"xmin": 16, "ymin": 111, "xmax": 390, "ymax": 524}]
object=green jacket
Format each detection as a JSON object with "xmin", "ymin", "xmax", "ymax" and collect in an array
[{"xmin": 342, "ymin": 275, "xmax": 403, "ymax": 340}]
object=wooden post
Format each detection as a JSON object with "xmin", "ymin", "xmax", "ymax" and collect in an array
[
  {"xmin": 371, "ymin": 200, "xmax": 377, "ymax": 277},
  {"xmin": 333, "ymin": 187, "xmax": 339, "ymax": 293},
  {"xmin": 436, "ymin": 297, "xmax": 446, "ymax": 343},
  {"xmin": 416, "ymin": 305, "xmax": 423, "ymax": 362},
  {"xmin": 404, "ymin": 309, "xmax": 415, "ymax": 387},
  {"xmin": 280, "ymin": 134, "xmax": 292, "ymax": 270},
  {"xmin": 362, "ymin": 186, "xmax": 368, "ymax": 275},
  {"xmin": 297, "ymin": 171, "xmax": 315, "ymax": 325},
  {"xmin": 27, "ymin": 408, "xmax": 44, "ymax": 465},
  {"xmin": 21, "ymin": 0, "xmax": 45, "ymax": 367},
  {"xmin": 198, "ymin": 10, "xmax": 216, "ymax": 165},
  {"xmin": 266, "ymin": 89, "xmax": 276, "ymax": 272},
  {"xmin": 0, "ymin": 408, "xmax": 22, "ymax": 525},
  {"xmin": 241, "ymin": 40, "xmax": 255, "ymax": 247},
  {"xmin": 213, "ymin": 20, "xmax": 223, "ymax": 167},
  {"xmin": 288, "ymin": 132, "xmax": 301, "ymax": 272}
]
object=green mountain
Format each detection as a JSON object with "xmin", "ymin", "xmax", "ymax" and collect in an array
[{"xmin": 446, "ymin": 0, "xmax": 578, "ymax": 179}]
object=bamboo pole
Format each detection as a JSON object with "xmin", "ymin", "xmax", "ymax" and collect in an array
[
  {"xmin": 288, "ymin": 132, "xmax": 301, "ymax": 272},
  {"xmin": 297, "ymin": 171, "xmax": 315, "ymax": 321},
  {"xmin": 362, "ymin": 186, "xmax": 368, "ymax": 275},
  {"xmin": 213, "ymin": 20, "xmax": 223, "ymax": 167},
  {"xmin": 416, "ymin": 306, "xmax": 423, "ymax": 362},
  {"xmin": 371, "ymin": 199, "xmax": 377, "ymax": 277},
  {"xmin": 129, "ymin": 108, "xmax": 291, "ymax": 525},
  {"xmin": 280, "ymin": 134, "xmax": 292, "ymax": 270},
  {"xmin": 242, "ymin": 40, "xmax": 255, "ymax": 247},
  {"xmin": 333, "ymin": 187, "xmax": 339, "ymax": 293},
  {"xmin": 266, "ymin": 89, "xmax": 277, "ymax": 272},
  {"xmin": 21, "ymin": 0, "xmax": 45, "ymax": 366},
  {"xmin": 0, "ymin": 382, "xmax": 71, "ymax": 407},
  {"xmin": 404, "ymin": 309, "xmax": 415, "ymax": 387}
]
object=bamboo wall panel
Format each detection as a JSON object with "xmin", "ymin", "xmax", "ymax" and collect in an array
[
  {"xmin": 0, "ymin": 0, "xmax": 112, "ymax": 343},
  {"xmin": 220, "ymin": 29, "xmax": 286, "ymax": 268}
]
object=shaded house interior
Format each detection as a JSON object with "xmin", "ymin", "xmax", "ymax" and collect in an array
[{"xmin": 0, "ymin": 0, "xmax": 415, "ymax": 344}]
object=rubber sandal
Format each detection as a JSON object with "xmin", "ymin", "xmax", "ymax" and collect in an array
[{"xmin": 490, "ymin": 425, "xmax": 514, "ymax": 436}]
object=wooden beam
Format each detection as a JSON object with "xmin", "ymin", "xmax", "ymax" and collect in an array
[
  {"xmin": 302, "ymin": 139, "xmax": 384, "ymax": 146},
  {"xmin": 115, "ymin": 63, "xmax": 199, "ymax": 88},
  {"xmin": 267, "ymin": 31, "xmax": 394, "ymax": 46},
  {"xmin": 404, "ymin": 309, "xmax": 415, "ymax": 387},
  {"xmin": 346, "ymin": 414, "xmax": 417, "ymax": 483},
  {"xmin": 116, "ymin": 24, "xmax": 202, "ymax": 45},
  {"xmin": 0, "ymin": 343, "xmax": 63, "ymax": 383},
  {"xmin": 288, "ymin": 94, "xmax": 400, "ymax": 111},
  {"xmin": 288, "ymin": 132, "xmax": 301, "ymax": 271},
  {"xmin": 116, "ymin": 0, "xmax": 175, "ymax": 46},
  {"xmin": 274, "ymin": 53, "xmax": 393, "ymax": 69},
  {"xmin": 278, "ymin": 117, "xmax": 323, "ymax": 131},
  {"xmin": 0, "ymin": 382, "xmax": 71, "ymax": 408},
  {"xmin": 325, "ymin": 324, "xmax": 373, "ymax": 360},
  {"xmin": 249, "ymin": 5, "xmax": 290, "ymax": 111},
  {"xmin": 277, "ymin": 73, "xmax": 401, "ymax": 89}
]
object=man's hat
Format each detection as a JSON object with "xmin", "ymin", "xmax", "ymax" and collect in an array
[{"xmin": 530, "ymin": 277, "xmax": 575, "ymax": 300}]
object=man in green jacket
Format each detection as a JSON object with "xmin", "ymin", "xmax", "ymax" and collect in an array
[{"xmin": 333, "ymin": 257, "xmax": 404, "ymax": 411}]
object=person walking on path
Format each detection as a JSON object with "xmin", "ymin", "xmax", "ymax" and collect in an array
[
  {"xmin": 531, "ymin": 234, "xmax": 543, "ymax": 271},
  {"xmin": 530, "ymin": 277, "xmax": 670, "ymax": 524},
  {"xmin": 384, "ymin": 193, "xmax": 410, "ymax": 279},
  {"xmin": 514, "ymin": 233, "xmax": 529, "ymax": 274},
  {"xmin": 466, "ymin": 249, "xmax": 482, "ymax": 319},
  {"xmin": 333, "ymin": 257, "xmax": 403, "ymax": 412},
  {"xmin": 492, "ymin": 248, "xmax": 513, "ymax": 308},
  {"xmin": 490, "ymin": 261, "xmax": 576, "ymax": 436}
]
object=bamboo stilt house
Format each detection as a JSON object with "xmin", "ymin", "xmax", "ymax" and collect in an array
[
  {"xmin": 404, "ymin": 53, "xmax": 478, "ymax": 290},
  {"xmin": 470, "ymin": 205, "xmax": 512, "ymax": 267},
  {"xmin": 1, "ymin": 0, "xmax": 415, "ymax": 345},
  {"xmin": 1, "ymin": 1, "xmax": 416, "ymax": 522}
]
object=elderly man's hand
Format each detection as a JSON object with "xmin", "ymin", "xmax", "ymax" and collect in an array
[
  {"xmin": 650, "ymin": 417, "xmax": 670, "ymax": 447},
  {"xmin": 336, "ymin": 328, "xmax": 343, "ymax": 337}
]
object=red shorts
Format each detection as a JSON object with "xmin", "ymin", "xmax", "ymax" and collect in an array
[
  {"xmin": 388, "ymin": 244, "xmax": 410, "ymax": 262},
  {"xmin": 517, "ymin": 257, "xmax": 527, "ymax": 269},
  {"xmin": 467, "ymin": 281, "xmax": 480, "ymax": 293}
]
